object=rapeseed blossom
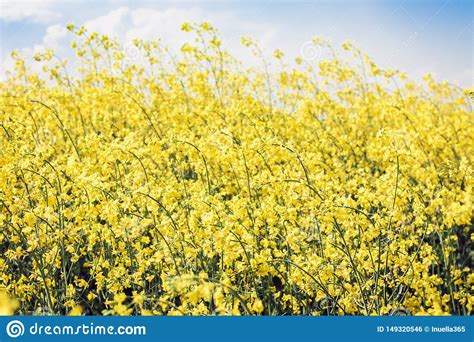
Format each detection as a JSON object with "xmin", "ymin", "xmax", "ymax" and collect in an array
[{"xmin": 0, "ymin": 23, "xmax": 472, "ymax": 316}]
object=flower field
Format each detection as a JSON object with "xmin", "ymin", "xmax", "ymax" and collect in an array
[{"xmin": 0, "ymin": 23, "xmax": 472, "ymax": 316}]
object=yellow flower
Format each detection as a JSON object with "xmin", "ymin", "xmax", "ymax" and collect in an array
[
  {"xmin": 0, "ymin": 290, "xmax": 18, "ymax": 315},
  {"xmin": 132, "ymin": 291, "xmax": 145, "ymax": 306},
  {"xmin": 273, "ymin": 49, "xmax": 284, "ymax": 59},
  {"xmin": 181, "ymin": 22, "xmax": 192, "ymax": 32},
  {"xmin": 68, "ymin": 305, "xmax": 83, "ymax": 316},
  {"xmin": 251, "ymin": 299, "xmax": 264, "ymax": 314}
]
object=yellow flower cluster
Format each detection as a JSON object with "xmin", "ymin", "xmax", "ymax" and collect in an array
[{"xmin": 0, "ymin": 22, "xmax": 472, "ymax": 316}]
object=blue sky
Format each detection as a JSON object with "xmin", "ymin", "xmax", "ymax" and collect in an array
[{"xmin": 0, "ymin": 0, "xmax": 472, "ymax": 86}]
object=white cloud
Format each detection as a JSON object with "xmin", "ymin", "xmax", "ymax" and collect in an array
[
  {"xmin": 0, "ymin": 23, "xmax": 69, "ymax": 79},
  {"xmin": 1, "ymin": 5, "xmax": 278, "ymax": 79},
  {"xmin": 0, "ymin": 0, "xmax": 61, "ymax": 23},
  {"xmin": 42, "ymin": 24, "xmax": 68, "ymax": 49},
  {"xmin": 126, "ymin": 7, "xmax": 202, "ymax": 42},
  {"xmin": 79, "ymin": 6, "xmax": 278, "ymax": 66},
  {"xmin": 84, "ymin": 6, "xmax": 131, "ymax": 37}
]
